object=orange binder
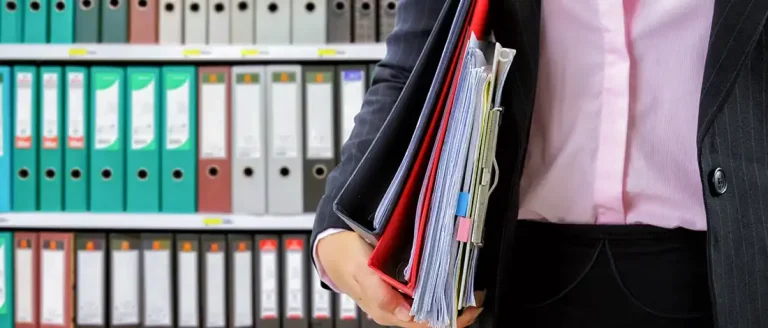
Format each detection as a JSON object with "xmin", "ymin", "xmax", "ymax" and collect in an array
[
  {"xmin": 39, "ymin": 232, "xmax": 74, "ymax": 328},
  {"xmin": 15, "ymin": 232, "xmax": 40, "ymax": 328},
  {"xmin": 197, "ymin": 66, "xmax": 233, "ymax": 213},
  {"xmin": 129, "ymin": 0, "xmax": 159, "ymax": 43}
]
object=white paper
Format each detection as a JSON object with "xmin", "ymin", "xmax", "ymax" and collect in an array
[
  {"xmin": 111, "ymin": 250, "xmax": 140, "ymax": 325},
  {"xmin": 205, "ymin": 251, "xmax": 225, "ymax": 327},
  {"xmin": 14, "ymin": 248, "xmax": 33, "ymax": 323},
  {"xmin": 339, "ymin": 294, "xmax": 358, "ymax": 319},
  {"xmin": 41, "ymin": 249, "xmax": 65, "ymax": 325},
  {"xmin": 94, "ymin": 78, "xmax": 120, "ymax": 150},
  {"xmin": 285, "ymin": 249, "xmax": 304, "ymax": 318},
  {"xmin": 144, "ymin": 250, "xmax": 172, "ymax": 326},
  {"xmin": 305, "ymin": 82, "xmax": 334, "ymax": 159},
  {"xmin": 165, "ymin": 76, "xmax": 190, "ymax": 150},
  {"xmin": 311, "ymin": 267, "xmax": 331, "ymax": 319},
  {"xmin": 15, "ymin": 73, "xmax": 32, "ymax": 147},
  {"xmin": 0, "ymin": 245, "xmax": 6, "ymax": 309},
  {"xmin": 259, "ymin": 250, "xmax": 278, "ymax": 318},
  {"xmin": 200, "ymin": 83, "xmax": 227, "ymax": 159},
  {"xmin": 235, "ymin": 80, "xmax": 262, "ymax": 159},
  {"xmin": 178, "ymin": 251, "xmax": 199, "ymax": 326},
  {"xmin": 234, "ymin": 251, "xmax": 253, "ymax": 326},
  {"xmin": 67, "ymin": 72, "xmax": 85, "ymax": 149},
  {"xmin": 77, "ymin": 250, "xmax": 105, "ymax": 325},
  {"xmin": 131, "ymin": 79, "xmax": 156, "ymax": 150},
  {"xmin": 270, "ymin": 82, "xmax": 299, "ymax": 158},
  {"xmin": 42, "ymin": 73, "xmax": 59, "ymax": 149},
  {"xmin": 340, "ymin": 70, "xmax": 365, "ymax": 144}
]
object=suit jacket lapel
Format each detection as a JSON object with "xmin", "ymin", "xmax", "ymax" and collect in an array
[{"xmin": 698, "ymin": 0, "xmax": 768, "ymax": 143}]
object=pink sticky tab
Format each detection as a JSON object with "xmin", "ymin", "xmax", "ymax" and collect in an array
[{"xmin": 456, "ymin": 217, "xmax": 472, "ymax": 242}]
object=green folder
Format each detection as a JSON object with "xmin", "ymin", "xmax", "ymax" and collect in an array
[
  {"xmin": 39, "ymin": 66, "xmax": 64, "ymax": 211},
  {"xmin": 99, "ymin": 0, "xmax": 127, "ymax": 43},
  {"xmin": 89, "ymin": 66, "xmax": 125, "ymax": 212},
  {"xmin": 0, "ymin": 232, "xmax": 13, "ymax": 327},
  {"xmin": 22, "ymin": 0, "xmax": 47, "ymax": 43},
  {"xmin": 49, "ymin": 0, "xmax": 75, "ymax": 43},
  {"xmin": 64, "ymin": 66, "xmax": 89, "ymax": 211},
  {"xmin": 12, "ymin": 66, "xmax": 38, "ymax": 211},
  {"xmin": 126, "ymin": 66, "xmax": 160, "ymax": 212},
  {"xmin": 0, "ymin": 0, "xmax": 24, "ymax": 43},
  {"xmin": 73, "ymin": 0, "xmax": 99, "ymax": 43}
]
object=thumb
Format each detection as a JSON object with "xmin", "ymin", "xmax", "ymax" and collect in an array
[{"xmin": 357, "ymin": 269, "xmax": 413, "ymax": 322}]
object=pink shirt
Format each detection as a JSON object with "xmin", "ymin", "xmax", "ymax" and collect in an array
[{"xmin": 315, "ymin": 0, "xmax": 715, "ymax": 289}]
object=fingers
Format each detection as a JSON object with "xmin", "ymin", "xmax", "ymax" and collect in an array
[
  {"xmin": 457, "ymin": 306, "xmax": 484, "ymax": 328},
  {"xmin": 353, "ymin": 269, "xmax": 416, "ymax": 326}
]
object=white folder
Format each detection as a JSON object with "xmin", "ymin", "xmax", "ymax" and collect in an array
[
  {"xmin": 231, "ymin": 66, "xmax": 267, "ymax": 214},
  {"xmin": 158, "ymin": 0, "xmax": 183, "ymax": 43},
  {"xmin": 291, "ymin": 0, "xmax": 327, "ymax": 43},
  {"xmin": 184, "ymin": 0, "xmax": 209, "ymax": 44},
  {"xmin": 230, "ymin": 0, "xmax": 255, "ymax": 44},
  {"xmin": 208, "ymin": 0, "xmax": 232, "ymax": 44},
  {"xmin": 255, "ymin": 0, "xmax": 290, "ymax": 44}
]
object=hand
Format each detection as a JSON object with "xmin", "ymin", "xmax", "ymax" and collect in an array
[
  {"xmin": 317, "ymin": 231, "xmax": 426, "ymax": 327},
  {"xmin": 457, "ymin": 291, "xmax": 485, "ymax": 327}
]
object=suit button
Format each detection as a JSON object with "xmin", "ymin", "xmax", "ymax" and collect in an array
[{"xmin": 709, "ymin": 167, "xmax": 727, "ymax": 196}]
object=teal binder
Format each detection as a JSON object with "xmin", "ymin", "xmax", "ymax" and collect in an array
[
  {"xmin": 126, "ymin": 66, "xmax": 160, "ymax": 212},
  {"xmin": 89, "ymin": 66, "xmax": 125, "ymax": 212},
  {"xmin": 99, "ymin": 0, "xmax": 127, "ymax": 43},
  {"xmin": 39, "ymin": 66, "xmax": 64, "ymax": 211},
  {"xmin": 64, "ymin": 66, "xmax": 88, "ymax": 211},
  {"xmin": 22, "ymin": 0, "xmax": 47, "ymax": 43},
  {"xmin": 49, "ymin": 0, "xmax": 74, "ymax": 43},
  {"xmin": 12, "ymin": 66, "xmax": 38, "ymax": 211},
  {"xmin": 73, "ymin": 0, "xmax": 99, "ymax": 43},
  {"xmin": 0, "ymin": 232, "xmax": 13, "ymax": 327},
  {"xmin": 0, "ymin": 0, "xmax": 24, "ymax": 43},
  {"xmin": 160, "ymin": 66, "xmax": 197, "ymax": 213}
]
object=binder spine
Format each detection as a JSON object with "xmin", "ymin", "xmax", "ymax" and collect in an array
[
  {"xmin": 108, "ymin": 233, "xmax": 143, "ymax": 328},
  {"xmin": 38, "ymin": 232, "xmax": 74, "ymax": 328},
  {"xmin": 200, "ymin": 234, "xmax": 227, "ymax": 328},
  {"xmin": 49, "ymin": 0, "xmax": 75, "ymax": 43},
  {"xmin": 75, "ymin": 232, "xmax": 107, "ymax": 328},
  {"xmin": 0, "ymin": 231, "xmax": 14, "ymax": 328},
  {"xmin": 227, "ymin": 234, "xmax": 254, "ymax": 328},
  {"xmin": 175, "ymin": 234, "xmax": 200, "ymax": 328},
  {"xmin": 254, "ymin": 234, "xmax": 280, "ymax": 328},
  {"xmin": 63, "ymin": 66, "xmax": 90, "ymax": 212},
  {"xmin": 0, "ymin": 66, "xmax": 11, "ymax": 212},
  {"xmin": 140, "ymin": 233, "xmax": 175, "ymax": 328},
  {"xmin": 14, "ymin": 232, "xmax": 40, "ymax": 328}
]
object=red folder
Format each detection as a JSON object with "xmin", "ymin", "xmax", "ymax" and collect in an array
[{"xmin": 368, "ymin": 0, "xmax": 490, "ymax": 297}]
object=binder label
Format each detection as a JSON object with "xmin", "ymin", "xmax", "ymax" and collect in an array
[
  {"xmin": 76, "ymin": 239, "xmax": 105, "ymax": 325},
  {"xmin": 111, "ymin": 240, "xmax": 140, "ymax": 325},
  {"xmin": 94, "ymin": 73, "xmax": 121, "ymax": 150},
  {"xmin": 0, "ymin": 243, "xmax": 6, "ymax": 312},
  {"xmin": 235, "ymin": 73, "xmax": 262, "ymax": 159},
  {"xmin": 143, "ymin": 239, "xmax": 172, "ymax": 326},
  {"xmin": 42, "ymin": 73, "xmax": 60, "ymax": 149},
  {"xmin": 205, "ymin": 242, "xmax": 226, "ymax": 327},
  {"xmin": 164, "ymin": 72, "xmax": 191, "ymax": 150},
  {"xmin": 15, "ymin": 72, "xmax": 33, "ymax": 149},
  {"xmin": 311, "ymin": 266, "xmax": 331, "ymax": 319},
  {"xmin": 305, "ymin": 72, "xmax": 335, "ymax": 159},
  {"xmin": 200, "ymin": 73, "xmax": 227, "ymax": 159},
  {"xmin": 15, "ymin": 239, "xmax": 34, "ymax": 323},
  {"xmin": 339, "ymin": 294, "xmax": 358, "ymax": 320},
  {"xmin": 285, "ymin": 238, "xmax": 305, "ymax": 319},
  {"xmin": 67, "ymin": 72, "xmax": 86, "ymax": 149},
  {"xmin": 41, "ymin": 240, "xmax": 66, "ymax": 325},
  {"xmin": 233, "ymin": 241, "xmax": 254, "ymax": 326},
  {"xmin": 270, "ymin": 72, "xmax": 299, "ymax": 158},
  {"xmin": 341, "ymin": 70, "xmax": 366, "ymax": 144},
  {"xmin": 178, "ymin": 241, "xmax": 200, "ymax": 326},
  {"xmin": 259, "ymin": 239, "xmax": 279, "ymax": 319},
  {"xmin": 130, "ymin": 73, "xmax": 157, "ymax": 150}
]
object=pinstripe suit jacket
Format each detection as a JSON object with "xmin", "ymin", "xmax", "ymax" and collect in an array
[{"xmin": 311, "ymin": 0, "xmax": 768, "ymax": 326}]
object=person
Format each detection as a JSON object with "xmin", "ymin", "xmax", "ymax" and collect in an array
[{"xmin": 311, "ymin": 0, "xmax": 768, "ymax": 327}]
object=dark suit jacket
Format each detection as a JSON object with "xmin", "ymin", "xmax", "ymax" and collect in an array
[{"xmin": 311, "ymin": 0, "xmax": 768, "ymax": 326}]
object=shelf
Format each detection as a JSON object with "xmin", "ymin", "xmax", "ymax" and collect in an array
[
  {"xmin": 0, "ymin": 43, "xmax": 387, "ymax": 62},
  {"xmin": 0, "ymin": 212, "xmax": 316, "ymax": 230}
]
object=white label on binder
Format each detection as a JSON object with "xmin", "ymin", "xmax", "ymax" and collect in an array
[
  {"xmin": 15, "ymin": 72, "xmax": 33, "ymax": 149},
  {"xmin": 144, "ymin": 249, "xmax": 172, "ymax": 326},
  {"xmin": 0, "ymin": 245, "xmax": 6, "ymax": 308},
  {"xmin": 312, "ymin": 267, "xmax": 331, "ymax": 319},
  {"xmin": 285, "ymin": 241, "xmax": 304, "ymax": 318},
  {"xmin": 94, "ymin": 77, "xmax": 120, "ymax": 150},
  {"xmin": 0, "ymin": 79, "xmax": 4, "ymax": 156},
  {"xmin": 205, "ymin": 249, "xmax": 226, "ymax": 327},
  {"xmin": 340, "ymin": 294, "xmax": 358, "ymax": 320},
  {"xmin": 234, "ymin": 249, "xmax": 253, "ymax": 326},
  {"xmin": 15, "ymin": 247, "xmax": 33, "ymax": 323},
  {"xmin": 178, "ymin": 250, "xmax": 199, "ymax": 326},
  {"xmin": 341, "ymin": 69, "xmax": 365, "ymax": 144},
  {"xmin": 259, "ymin": 245, "xmax": 279, "ymax": 318},
  {"xmin": 200, "ymin": 81, "xmax": 227, "ymax": 159},
  {"xmin": 305, "ymin": 80, "xmax": 334, "ymax": 159},
  {"xmin": 111, "ymin": 249, "xmax": 140, "ymax": 325},
  {"xmin": 270, "ymin": 79, "xmax": 299, "ymax": 158},
  {"xmin": 165, "ymin": 75, "xmax": 191, "ymax": 150},
  {"xmin": 77, "ymin": 250, "xmax": 105, "ymax": 325},
  {"xmin": 235, "ymin": 77, "xmax": 262, "ymax": 159},
  {"xmin": 42, "ymin": 73, "xmax": 59, "ymax": 149},
  {"xmin": 41, "ymin": 248, "xmax": 65, "ymax": 325},
  {"xmin": 67, "ymin": 72, "xmax": 85, "ymax": 149},
  {"xmin": 131, "ymin": 77, "xmax": 156, "ymax": 150}
]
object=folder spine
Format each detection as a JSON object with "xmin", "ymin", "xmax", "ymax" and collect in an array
[
  {"xmin": 227, "ymin": 234, "xmax": 253, "ymax": 328},
  {"xmin": 0, "ymin": 231, "xmax": 14, "ymax": 328},
  {"xmin": 126, "ymin": 66, "xmax": 161, "ymax": 213},
  {"xmin": 200, "ymin": 234, "xmax": 227, "ymax": 328},
  {"xmin": 197, "ymin": 66, "xmax": 232, "ymax": 213},
  {"xmin": 49, "ymin": 0, "xmax": 75, "ymax": 43},
  {"xmin": 74, "ymin": 232, "xmax": 107, "ymax": 328},
  {"xmin": 230, "ymin": 0, "xmax": 254, "ymax": 44},
  {"xmin": 158, "ymin": 0, "xmax": 183, "ymax": 44},
  {"xmin": 89, "ymin": 66, "xmax": 126, "ymax": 212},
  {"xmin": 140, "ymin": 233, "xmax": 175, "ymax": 328},
  {"xmin": 254, "ymin": 0, "xmax": 289, "ymax": 44},
  {"xmin": 39, "ymin": 232, "xmax": 74, "ymax": 328},
  {"xmin": 301, "ymin": 65, "xmax": 336, "ymax": 213},
  {"xmin": 1, "ymin": 0, "xmax": 24, "ymax": 43},
  {"xmin": 231, "ymin": 65, "xmax": 267, "ymax": 215},
  {"xmin": 282, "ymin": 234, "xmax": 309, "ymax": 328},
  {"xmin": 64, "ymin": 66, "xmax": 89, "ymax": 211},
  {"xmin": 74, "ymin": 0, "xmax": 100, "ymax": 43},
  {"xmin": 39, "ymin": 66, "xmax": 65, "ymax": 212},
  {"xmin": 100, "ymin": 0, "xmax": 128, "ymax": 43},
  {"xmin": 22, "ymin": 0, "xmax": 49, "ymax": 43},
  {"xmin": 291, "ymin": 0, "xmax": 326, "ymax": 44},
  {"xmin": 326, "ymin": 0, "xmax": 351, "ymax": 43},
  {"xmin": 352, "ymin": 0, "xmax": 375, "ymax": 42},
  {"xmin": 13, "ymin": 65, "xmax": 39, "ymax": 211},
  {"xmin": 207, "ymin": 0, "xmax": 231, "ymax": 44},
  {"xmin": 0, "ymin": 66, "xmax": 11, "ymax": 212},
  {"xmin": 14, "ymin": 232, "xmax": 39, "ymax": 328},
  {"xmin": 108, "ymin": 233, "xmax": 143, "ymax": 328},
  {"xmin": 129, "ymin": 0, "xmax": 159, "ymax": 43},
  {"xmin": 175, "ymin": 234, "xmax": 201, "ymax": 328},
  {"xmin": 254, "ymin": 234, "xmax": 280, "ymax": 328},
  {"xmin": 182, "ymin": 0, "xmax": 207, "ymax": 44}
]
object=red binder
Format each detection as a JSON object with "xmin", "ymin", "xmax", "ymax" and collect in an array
[{"xmin": 367, "ymin": 0, "xmax": 491, "ymax": 297}]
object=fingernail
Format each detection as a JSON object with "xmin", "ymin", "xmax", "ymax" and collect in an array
[{"xmin": 395, "ymin": 306, "xmax": 411, "ymax": 321}]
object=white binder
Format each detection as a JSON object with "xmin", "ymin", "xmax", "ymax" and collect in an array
[
  {"xmin": 337, "ymin": 66, "xmax": 367, "ymax": 149},
  {"xmin": 255, "ymin": 0, "xmax": 290, "ymax": 44},
  {"xmin": 291, "ymin": 0, "xmax": 327, "ymax": 43},
  {"xmin": 158, "ymin": 0, "xmax": 183, "ymax": 43},
  {"xmin": 184, "ymin": 0, "xmax": 209, "ymax": 44},
  {"xmin": 208, "ymin": 0, "xmax": 232, "ymax": 44},
  {"xmin": 230, "ymin": 0, "xmax": 255, "ymax": 43}
]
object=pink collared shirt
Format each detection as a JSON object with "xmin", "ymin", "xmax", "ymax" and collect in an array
[{"xmin": 315, "ymin": 0, "xmax": 715, "ymax": 289}]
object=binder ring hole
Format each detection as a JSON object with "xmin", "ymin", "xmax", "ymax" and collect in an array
[
  {"xmin": 164, "ymin": 1, "xmax": 174, "ymax": 11},
  {"xmin": 17, "ymin": 167, "xmax": 30, "ymax": 180},
  {"xmin": 207, "ymin": 165, "xmax": 220, "ymax": 178},
  {"xmin": 190, "ymin": 2, "xmax": 200, "ymax": 12},
  {"xmin": 237, "ymin": 0, "xmax": 247, "ymax": 11},
  {"xmin": 29, "ymin": 1, "xmax": 40, "ymax": 11},
  {"xmin": 333, "ymin": 0, "xmax": 344, "ymax": 11},
  {"xmin": 138, "ymin": 0, "xmax": 148, "ymax": 8},
  {"xmin": 243, "ymin": 167, "xmax": 254, "ymax": 177},
  {"xmin": 55, "ymin": 0, "xmax": 66, "ymax": 11},
  {"xmin": 279, "ymin": 167, "xmax": 290, "ymax": 177},
  {"xmin": 214, "ymin": 1, "xmax": 224, "ymax": 12},
  {"xmin": 109, "ymin": 0, "xmax": 120, "ymax": 9},
  {"xmin": 80, "ymin": 0, "xmax": 92, "ymax": 10},
  {"xmin": 70, "ymin": 168, "xmax": 82, "ymax": 180},
  {"xmin": 386, "ymin": 0, "xmax": 396, "ymax": 11},
  {"xmin": 312, "ymin": 164, "xmax": 327, "ymax": 179},
  {"xmin": 267, "ymin": 2, "xmax": 277, "ymax": 12},
  {"xmin": 101, "ymin": 168, "xmax": 113, "ymax": 181},
  {"xmin": 304, "ymin": 1, "xmax": 315, "ymax": 12},
  {"xmin": 361, "ymin": 1, "xmax": 371, "ymax": 11},
  {"xmin": 5, "ymin": 1, "xmax": 16, "ymax": 11},
  {"xmin": 44, "ymin": 168, "xmax": 56, "ymax": 180},
  {"xmin": 137, "ymin": 168, "xmax": 149, "ymax": 181},
  {"xmin": 171, "ymin": 168, "xmax": 184, "ymax": 180}
]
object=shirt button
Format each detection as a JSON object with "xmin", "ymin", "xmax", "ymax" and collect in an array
[{"xmin": 709, "ymin": 167, "xmax": 727, "ymax": 196}]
